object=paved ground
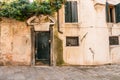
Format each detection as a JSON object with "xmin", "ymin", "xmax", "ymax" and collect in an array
[{"xmin": 0, "ymin": 65, "xmax": 120, "ymax": 80}]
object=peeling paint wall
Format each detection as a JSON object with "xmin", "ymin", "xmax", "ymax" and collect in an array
[
  {"xmin": 0, "ymin": 0, "xmax": 120, "ymax": 66},
  {"xmin": 0, "ymin": 18, "xmax": 31, "ymax": 65}
]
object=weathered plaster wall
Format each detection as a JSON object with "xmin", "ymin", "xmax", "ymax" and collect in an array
[
  {"xmin": 94, "ymin": 0, "xmax": 106, "ymax": 4},
  {"xmin": 0, "ymin": 0, "xmax": 120, "ymax": 66},
  {"xmin": 107, "ymin": 0, "xmax": 120, "ymax": 5},
  {"xmin": 59, "ymin": 0, "xmax": 120, "ymax": 65},
  {"xmin": 0, "ymin": 18, "xmax": 31, "ymax": 65},
  {"xmin": 108, "ymin": 23, "xmax": 120, "ymax": 64},
  {"xmin": 94, "ymin": 0, "xmax": 120, "ymax": 5},
  {"xmin": 78, "ymin": 0, "xmax": 109, "ymax": 65},
  {"xmin": 106, "ymin": 0, "xmax": 120, "ymax": 64}
]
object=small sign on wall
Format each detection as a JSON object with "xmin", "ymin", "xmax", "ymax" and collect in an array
[{"xmin": 34, "ymin": 23, "xmax": 50, "ymax": 31}]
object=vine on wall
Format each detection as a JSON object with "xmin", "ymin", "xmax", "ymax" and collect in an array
[{"xmin": 0, "ymin": 0, "xmax": 65, "ymax": 21}]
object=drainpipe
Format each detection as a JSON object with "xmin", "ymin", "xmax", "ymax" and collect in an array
[
  {"xmin": 0, "ymin": 18, "xmax": 1, "ymax": 54},
  {"xmin": 57, "ymin": 7, "xmax": 63, "ymax": 34},
  {"xmin": 0, "ymin": 18, "xmax": 2, "ymax": 58}
]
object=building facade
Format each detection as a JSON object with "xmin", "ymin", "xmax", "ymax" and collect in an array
[{"xmin": 0, "ymin": 0, "xmax": 120, "ymax": 66}]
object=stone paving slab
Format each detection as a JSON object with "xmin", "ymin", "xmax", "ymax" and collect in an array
[{"xmin": 0, "ymin": 65, "xmax": 120, "ymax": 80}]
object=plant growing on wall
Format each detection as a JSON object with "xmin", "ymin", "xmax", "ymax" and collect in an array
[{"xmin": 0, "ymin": 0, "xmax": 65, "ymax": 21}]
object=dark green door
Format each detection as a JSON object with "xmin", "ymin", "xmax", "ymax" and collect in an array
[{"xmin": 35, "ymin": 31, "xmax": 50, "ymax": 65}]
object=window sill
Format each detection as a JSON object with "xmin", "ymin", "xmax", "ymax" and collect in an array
[
  {"xmin": 107, "ymin": 23, "xmax": 120, "ymax": 27},
  {"xmin": 110, "ymin": 45, "xmax": 120, "ymax": 47},
  {"xmin": 65, "ymin": 46, "xmax": 80, "ymax": 48},
  {"xmin": 64, "ymin": 23, "xmax": 80, "ymax": 27},
  {"xmin": 107, "ymin": 22, "xmax": 116, "ymax": 24},
  {"xmin": 107, "ymin": 22, "xmax": 120, "ymax": 24},
  {"xmin": 65, "ymin": 23, "xmax": 79, "ymax": 24}
]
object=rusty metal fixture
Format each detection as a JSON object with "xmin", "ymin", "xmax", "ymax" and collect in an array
[
  {"xmin": 57, "ymin": 10, "xmax": 63, "ymax": 34},
  {"xmin": 0, "ymin": 18, "xmax": 2, "ymax": 22}
]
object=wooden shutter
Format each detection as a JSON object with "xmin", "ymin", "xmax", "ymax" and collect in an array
[
  {"xmin": 106, "ymin": 2, "xmax": 109, "ymax": 22},
  {"xmin": 65, "ymin": 1, "xmax": 72, "ymax": 22},
  {"xmin": 115, "ymin": 3, "xmax": 120, "ymax": 23},
  {"xmin": 71, "ymin": 1, "xmax": 78, "ymax": 22}
]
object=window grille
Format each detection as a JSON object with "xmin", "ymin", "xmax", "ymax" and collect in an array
[{"xmin": 66, "ymin": 37, "xmax": 79, "ymax": 46}]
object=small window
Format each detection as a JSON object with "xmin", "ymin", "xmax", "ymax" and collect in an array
[
  {"xmin": 106, "ymin": 3, "xmax": 120, "ymax": 23},
  {"xmin": 65, "ymin": 1, "xmax": 78, "ymax": 23},
  {"xmin": 109, "ymin": 36, "xmax": 119, "ymax": 45},
  {"xmin": 106, "ymin": 3, "xmax": 115, "ymax": 23},
  {"xmin": 66, "ymin": 37, "xmax": 79, "ymax": 46}
]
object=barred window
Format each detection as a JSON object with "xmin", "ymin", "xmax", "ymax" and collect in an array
[
  {"xmin": 109, "ymin": 36, "xmax": 119, "ymax": 45},
  {"xmin": 66, "ymin": 37, "xmax": 79, "ymax": 46}
]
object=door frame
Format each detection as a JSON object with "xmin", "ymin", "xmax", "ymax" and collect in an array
[{"xmin": 30, "ymin": 26, "xmax": 54, "ymax": 66}]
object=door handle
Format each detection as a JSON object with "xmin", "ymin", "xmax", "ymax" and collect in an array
[
  {"xmin": 49, "ymin": 40, "xmax": 51, "ymax": 43},
  {"xmin": 35, "ymin": 48, "xmax": 37, "ymax": 54}
]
